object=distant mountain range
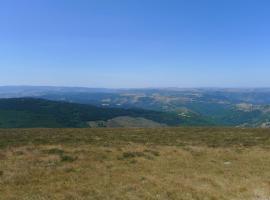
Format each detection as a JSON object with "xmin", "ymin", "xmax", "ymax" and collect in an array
[{"xmin": 0, "ymin": 86, "xmax": 270, "ymax": 128}]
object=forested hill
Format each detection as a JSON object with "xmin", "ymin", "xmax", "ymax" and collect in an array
[{"xmin": 0, "ymin": 98, "xmax": 209, "ymax": 128}]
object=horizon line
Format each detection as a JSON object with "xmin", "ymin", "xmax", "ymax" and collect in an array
[{"xmin": 1, "ymin": 85, "xmax": 270, "ymax": 90}]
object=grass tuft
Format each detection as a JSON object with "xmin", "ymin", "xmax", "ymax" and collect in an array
[
  {"xmin": 60, "ymin": 154, "xmax": 77, "ymax": 162},
  {"xmin": 43, "ymin": 148, "xmax": 65, "ymax": 155}
]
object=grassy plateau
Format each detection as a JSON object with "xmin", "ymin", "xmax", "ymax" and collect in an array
[{"xmin": 1, "ymin": 127, "xmax": 270, "ymax": 199}]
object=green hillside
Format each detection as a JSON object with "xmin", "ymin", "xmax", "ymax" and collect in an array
[
  {"xmin": 1, "ymin": 87, "xmax": 270, "ymax": 127},
  {"xmin": 0, "ymin": 98, "xmax": 209, "ymax": 128}
]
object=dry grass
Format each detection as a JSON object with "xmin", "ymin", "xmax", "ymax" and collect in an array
[{"xmin": 0, "ymin": 128, "xmax": 270, "ymax": 199}]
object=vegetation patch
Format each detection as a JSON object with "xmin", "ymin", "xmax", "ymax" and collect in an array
[
  {"xmin": 60, "ymin": 154, "xmax": 77, "ymax": 162},
  {"xmin": 144, "ymin": 149, "xmax": 160, "ymax": 156},
  {"xmin": 43, "ymin": 148, "xmax": 65, "ymax": 155},
  {"xmin": 64, "ymin": 167, "xmax": 76, "ymax": 173},
  {"xmin": 13, "ymin": 150, "xmax": 24, "ymax": 156},
  {"xmin": 2, "ymin": 127, "xmax": 270, "ymax": 150},
  {"xmin": 42, "ymin": 148, "xmax": 77, "ymax": 162},
  {"xmin": 0, "ymin": 152, "xmax": 6, "ymax": 160},
  {"xmin": 122, "ymin": 151, "xmax": 145, "ymax": 159},
  {"xmin": 120, "ymin": 151, "xmax": 154, "ymax": 160}
]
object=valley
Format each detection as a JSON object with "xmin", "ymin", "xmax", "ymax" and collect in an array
[{"xmin": 1, "ymin": 86, "xmax": 270, "ymax": 128}]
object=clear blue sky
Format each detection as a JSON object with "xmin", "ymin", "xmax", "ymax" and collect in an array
[{"xmin": 1, "ymin": 0, "xmax": 270, "ymax": 88}]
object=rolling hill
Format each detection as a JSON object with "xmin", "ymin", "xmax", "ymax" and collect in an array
[
  {"xmin": 0, "ymin": 98, "xmax": 210, "ymax": 128},
  {"xmin": 1, "ymin": 86, "xmax": 270, "ymax": 127}
]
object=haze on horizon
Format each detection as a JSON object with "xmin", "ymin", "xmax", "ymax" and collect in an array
[{"xmin": 1, "ymin": 0, "xmax": 270, "ymax": 88}]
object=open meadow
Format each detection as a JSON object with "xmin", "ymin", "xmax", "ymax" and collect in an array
[{"xmin": 1, "ymin": 127, "xmax": 270, "ymax": 200}]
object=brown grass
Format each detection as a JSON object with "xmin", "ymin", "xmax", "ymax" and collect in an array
[{"xmin": 0, "ymin": 128, "xmax": 270, "ymax": 199}]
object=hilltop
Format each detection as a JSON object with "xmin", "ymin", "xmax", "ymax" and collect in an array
[{"xmin": 1, "ymin": 127, "xmax": 270, "ymax": 199}]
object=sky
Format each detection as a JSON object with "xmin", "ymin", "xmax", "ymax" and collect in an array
[{"xmin": 0, "ymin": 0, "xmax": 270, "ymax": 88}]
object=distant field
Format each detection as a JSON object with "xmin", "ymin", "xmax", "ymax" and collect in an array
[{"xmin": 1, "ymin": 127, "xmax": 270, "ymax": 199}]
